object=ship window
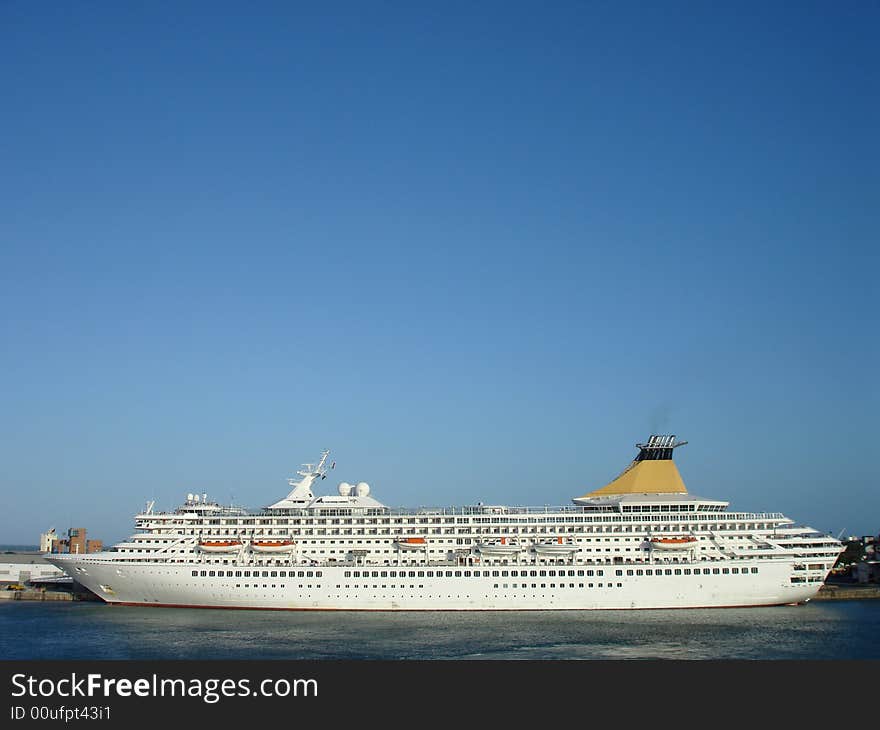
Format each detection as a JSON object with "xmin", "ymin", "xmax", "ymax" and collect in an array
[
  {"xmin": 307, "ymin": 571, "xmax": 314, "ymax": 577},
  {"xmin": 597, "ymin": 570, "xmax": 604, "ymax": 576},
  {"xmin": 300, "ymin": 571, "xmax": 307, "ymax": 577},
  {"xmin": 427, "ymin": 571, "xmax": 434, "ymax": 577},
  {"xmin": 208, "ymin": 571, "xmax": 215, "ymax": 577},
  {"xmin": 191, "ymin": 570, "xmax": 198, "ymax": 576},
  {"xmin": 235, "ymin": 571, "xmax": 242, "ymax": 577},
  {"xmin": 712, "ymin": 568, "xmax": 720, "ymax": 574},
  {"xmin": 539, "ymin": 571, "xmax": 547, "ymax": 576},
  {"xmin": 665, "ymin": 569, "xmax": 672, "ymax": 575},
  {"xmin": 417, "ymin": 571, "xmax": 424, "ymax": 577},
  {"xmin": 703, "ymin": 568, "xmax": 711, "ymax": 574},
  {"xmin": 722, "ymin": 568, "xmax": 729, "ymax": 574},
  {"xmin": 732, "ymin": 568, "xmax": 739, "ymax": 574},
  {"xmin": 408, "ymin": 571, "xmax": 416, "ymax": 577},
  {"xmin": 646, "ymin": 569, "xmax": 653, "ymax": 575},
  {"xmin": 674, "ymin": 569, "xmax": 682, "ymax": 575},
  {"xmin": 684, "ymin": 569, "xmax": 691, "ymax": 575},
  {"xmin": 751, "ymin": 568, "xmax": 758, "ymax": 574},
  {"xmin": 577, "ymin": 570, "xmax": 584, "ymax": 576},
  {"xmin": 200, "ymin": 571, "xmax": 207, "ymax": 576},
  {"xmin": 616, "ymin": 570, "xmax": 623, "ymax": 576},
  {"xmin": 446, "ymin": 571, "xmax": 453, "ymax": 577},
  {"xmin": 380, "ymin": 571, "xmax": 388, "ymax": 578},
  {"xmin": 455, "ymin": 571, "xmax": 462, "ymax": 577}
]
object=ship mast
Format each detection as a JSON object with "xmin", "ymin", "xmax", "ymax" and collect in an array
[{"xmin": 268, "ymin": 449, "xmax": 333, "ymax": 507}]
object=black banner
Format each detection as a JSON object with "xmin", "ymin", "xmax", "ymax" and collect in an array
[{"xmin": 0, "ymin": 660, "xmax": 867, "ymax": 724}]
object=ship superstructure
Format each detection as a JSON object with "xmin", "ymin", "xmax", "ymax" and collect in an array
[{"xmin": 46, "ymin": 437, "xmax": 843, "ymax": 610}]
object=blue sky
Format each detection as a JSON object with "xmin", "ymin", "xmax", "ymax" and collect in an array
[{"xmin": 1, "ymin": 2, "xmax": 876, "ymax": 545}]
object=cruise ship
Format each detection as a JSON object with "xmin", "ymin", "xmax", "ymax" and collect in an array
[{"xmin": 46, "ymin": 436, "xmax": 844, "ymax": 610}]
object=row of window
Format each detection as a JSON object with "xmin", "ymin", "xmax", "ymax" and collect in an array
[
  {"xmin": 188, "ymin": 566, "xmax": 762, "ymax": 580},
  {"xmin": 140, "ymin": 511, "xmax": 783, "ymax": 527},
  {"xmin": 492, "ymin": 583, "xmax": 624, "ymax": 589},
  {"xmin": 343, "ymin": 569, "xmax": 608, "ymax": 578},
  {"xmin": 619, "ymin": 567, "xmax": 759, "ymax": 576},
  {"xmin": 192, "ymin": 569, "xmax": 323, "ymax": 578}
]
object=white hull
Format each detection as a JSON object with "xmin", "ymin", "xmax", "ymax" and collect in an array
[{"xmin": 48, "ymin": 554, "xmax": 822, "ymax": 610}]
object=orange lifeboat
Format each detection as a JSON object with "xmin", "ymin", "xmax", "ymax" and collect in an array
[
  {"xmin": 394, "ymin": 537, "xmax": 427, "ymax": 550},
  {"xmin": 198, "ymin": 540, "xmax": 243, "ymax": 553},
  {"xmin": 250, "ymin": 540, "xmax": 296, "ymax": 553},
  {"xmin": 649, "ymin": 536, "xmax": 697, "ymax": 551}
]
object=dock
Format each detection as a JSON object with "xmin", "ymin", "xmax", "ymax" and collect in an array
[
  {"xmin": 813, "ymin": 582, "xmax": 880, "ymax": 601},
  {"xmin": 0, "ymin": 588, "xmax": 99, "ymax": 602}
]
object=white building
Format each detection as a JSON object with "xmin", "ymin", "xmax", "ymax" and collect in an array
[
  {"xmin": 0, "ymin": 554, "xmax": 67, "ymax": 584},
  {"xmin": 39, "ymin": 528, "xmax": 57, "ymax": 553}
]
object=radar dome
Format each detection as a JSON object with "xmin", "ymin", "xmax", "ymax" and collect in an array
[
  {"xmin": 356, "ymin": 482, "xmax": 370, "ymax": 497},
  {"xmin": 338, "ymin": 482, "xmax": 352, "ymax": 497},
  {"xmin": 187, "ymin": 493, "xmax": 193, "ymax": 502}
]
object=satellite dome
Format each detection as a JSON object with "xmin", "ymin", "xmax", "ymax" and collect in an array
[
  {"xmin": 338, "ymin": 482, "xmax": 352, "ymax": 497},
  {"xmin": 356, "ymin": 482, "xmax": 370, "ymax": 497},
  {"xmin": 187, "ymin": 493, "xmax": 193, "ymax": 502}
]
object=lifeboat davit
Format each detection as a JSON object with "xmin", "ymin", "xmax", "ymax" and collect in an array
[
  {"xmin": 198, "ymin": 540, "xmax": 243, "ymax": 553},
  {"xmin": 650, "ymin": 536, "xmax": 697, "ymax": 551},
  {"xmin": 532, "ymin": 536, "xmax": 578, "ymax": 555},
  {"xmin": 250, "ymin": 540, "xmax": 296, "ymax": 553},
  {"xmin": 394, "ymin": 537, "xmax": 427, "ymax": 550}
]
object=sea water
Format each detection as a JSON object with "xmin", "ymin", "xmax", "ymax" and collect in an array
[{"xmin": 1, "ymin": 600, "xmax": 878, "ymax": 660}]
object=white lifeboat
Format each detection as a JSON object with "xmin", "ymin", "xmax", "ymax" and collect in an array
[
  {"xmin": 476, "ymin": 538, "xmax": 522, "ymax": 555},
  {"xmin": 532, "ymin": 537, "xmax": 578, "ymax": 555}
]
